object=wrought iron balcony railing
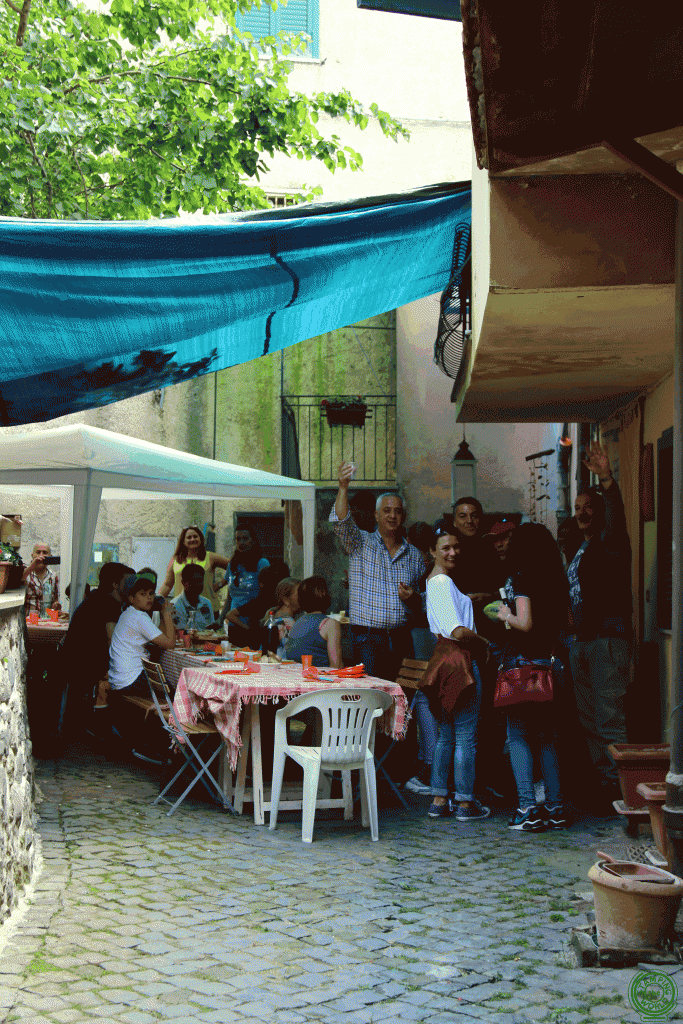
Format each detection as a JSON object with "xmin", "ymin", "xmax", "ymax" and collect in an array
[{"xmin": 281, "ymin": 394, "xmax": 396, "ymax": 485}]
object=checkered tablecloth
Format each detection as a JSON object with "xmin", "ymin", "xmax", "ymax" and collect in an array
[
  {"xmin": 26, "ymin": 621, "xmax": 69, "ymax": 645},
  {"xmin": 164, "ymin": 656, "xmax": 409, "ymax": 772}
]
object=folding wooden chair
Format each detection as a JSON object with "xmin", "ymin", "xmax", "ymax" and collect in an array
[
  {"xmin": 141, "ymin": 658, "xmax": 236, "ymax": 817},
  {"xmin": 368, "ymin": 658, "xmax": 429, "ymax": 810}
]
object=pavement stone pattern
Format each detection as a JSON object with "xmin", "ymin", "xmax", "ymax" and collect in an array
[{"xmin": 0, "ymin": 746, "xmax": 681, "ymax": 1024}]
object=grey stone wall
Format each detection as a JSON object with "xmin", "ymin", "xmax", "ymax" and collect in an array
[{"xmin": 0, "ymin": 592, "xmax": 36, "ymax": 923}]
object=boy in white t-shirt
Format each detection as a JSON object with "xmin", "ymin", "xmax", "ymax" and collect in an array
[{"xmin": 108, "ymin": 575, "xmax": 175, "ymax": 759}]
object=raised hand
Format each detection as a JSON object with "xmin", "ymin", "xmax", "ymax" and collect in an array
[
  {"xmin": 338, "ymin": 461, "xmax": 355, "ymax": 490},
  {"xmin": 582, "ymin": 440, "xmax": 612, "ymax": 481}
]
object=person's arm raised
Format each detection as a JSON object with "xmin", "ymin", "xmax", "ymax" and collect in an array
[
  {"xmin": 151, "ymin": 600, "xmax": 176, "ymax": 651},
  {"xmin": 334, "ymin": 461, "xmax": 354, "ymax": 521},
  {"xmin": 158, "ymin": 559, "xmax": 175, "ymax": 598}
]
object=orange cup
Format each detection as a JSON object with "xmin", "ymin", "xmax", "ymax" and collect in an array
[
  {"xmin": 183, "ymin": 635, "xmax": 191, "ymax": 649},
  {"xmin": 28, "ymin": 612, "xmax": 39, "ymax": 625},
  {"xmin": 301, "ymin": 654, "xmax": 313, "ymax": 672},
  {"xmin": 47, "ymin": 608, "xmax": 59, "ymax": 622}
]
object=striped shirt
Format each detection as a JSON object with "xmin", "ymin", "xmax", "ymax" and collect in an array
[{"xmin": 329, "ymin": 508, "xmax": 423, "ymax": 629}]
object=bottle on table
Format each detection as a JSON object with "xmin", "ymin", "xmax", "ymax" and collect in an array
[{"xmin": 262, "ymin": 612, "xmax": 280, "ymax": 655}]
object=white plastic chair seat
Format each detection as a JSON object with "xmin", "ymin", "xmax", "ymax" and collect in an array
[{"xmin": 268, "ymin": 687, "xmax": 392, "ymax": 843}]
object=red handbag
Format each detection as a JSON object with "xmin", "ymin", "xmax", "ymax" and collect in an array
[{"xmin": 493, "ymin": 662, "xmax": 554, "ymax": 708}]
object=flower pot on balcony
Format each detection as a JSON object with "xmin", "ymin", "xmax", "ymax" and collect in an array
[
  {"xmin": 0, "ymin": 562, "xmax": 10, "ymax": 595},
  {"xmin": 608, "ymin": 743, "xmax": 670, "ymax": 809},
  {"xmin": 321, "ymin": 400, "xmax": 368, "ymax": 428}
]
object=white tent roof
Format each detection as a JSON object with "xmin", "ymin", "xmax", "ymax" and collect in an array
[{"xmin": 0, "ymin": 424, "xmax": 316, "ymax": 609}]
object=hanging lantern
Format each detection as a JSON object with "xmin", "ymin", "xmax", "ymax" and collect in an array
[{"xmin": 451, "ymin": 439, "xmax": 477, "ymax": 507}]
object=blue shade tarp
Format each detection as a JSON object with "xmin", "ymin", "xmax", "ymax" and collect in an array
[{"xmin": 0, "ymin": 182, "xmax": 470, "ymax": 426}]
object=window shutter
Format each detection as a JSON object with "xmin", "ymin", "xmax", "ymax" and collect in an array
[
  {"xmin": 236, "ymin": 1, "xmax": 318, "ymax": 58},
  {"xmin": 236, "ymin": 4, "xmax": 274, "ymax": 43}
]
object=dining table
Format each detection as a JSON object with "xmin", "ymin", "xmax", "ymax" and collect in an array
[
  {"xmin": 159, "ymin": 647, "xmax": 409, "ymax": 824},
  {"xmin": 26, "ymin": 618, "xmax": 69, "ymax": 644}
]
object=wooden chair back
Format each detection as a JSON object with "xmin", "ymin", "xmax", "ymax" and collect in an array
[{"xmin": 142, "ymin": 658, "xmax": 173, "ymax": 702}]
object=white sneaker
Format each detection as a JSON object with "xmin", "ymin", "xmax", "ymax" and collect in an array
[{"xmin": 404, "ymin": 776, "xmax": 432, "ymax": 795}]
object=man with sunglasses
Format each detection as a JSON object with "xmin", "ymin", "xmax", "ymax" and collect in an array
[{"xmin": 329, "ymin": 461, "xmax": 423, "ymax": 679}]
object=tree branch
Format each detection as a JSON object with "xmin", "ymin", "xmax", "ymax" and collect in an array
[
  {"xmin": 22, "ymin": 130, "xmax": 54, "ymax": 217},
  {"xmin": 15, "ymin": 0, "xmax": 32, "ymax": 46},
  {"xmin": 70, "ymin": 146, "xmax": 88, "ymax": 218},
  {"xmin": 149, "ymin": 148, "xmax": 186, "ymax": 173},
  {"xmin": 63, "ymin": 68, "xmax": 214, "ymax": 96},
  {"xmin": 3, "ymin": 0, "xmax": 22, "ymax": 15}
]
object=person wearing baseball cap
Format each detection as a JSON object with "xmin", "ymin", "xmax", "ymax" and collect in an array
[{"xmin": 485, "ymin": 519, "xmax": 516, "ymax": 564}]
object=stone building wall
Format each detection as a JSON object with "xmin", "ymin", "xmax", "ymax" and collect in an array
[{"xmin": 0, "ymin": 591, "xmax": 36, "ymax": 923}]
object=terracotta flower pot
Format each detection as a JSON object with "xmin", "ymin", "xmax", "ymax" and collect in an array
[
  {"xmin": 608, "ymin": 743, "xmax": 670, "ymax": 809},
  {"xmin": 637, "ymin": 781, "xmax": 670, "ymax": 864},
  {"xmin": 589, "ymin": 856, "xmax": 683, "ymax": 950},
  {"xmin": 0, "ymin": 562, "xmax": 10, "ymax": 595}
]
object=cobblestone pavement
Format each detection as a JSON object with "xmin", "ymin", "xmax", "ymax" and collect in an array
[{"xmin": 0, "ymin": 746, "xmax": 681, "ymax": 1024}]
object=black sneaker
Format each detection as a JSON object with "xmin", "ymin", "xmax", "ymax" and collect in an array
[
  {"xmin": 428, "ymin": 801, "xmax": 453, "ymax": 819},
  {"xmin": 455, "ymin": 799, "xmax": 491, "ymax": 822},
  {"xmin": 509, "ymin": 805, "xmax": 545, "ymax": 832},
  {"xmin": 544, "ymin": 804, "xmax": 569, "ymax": 830}
]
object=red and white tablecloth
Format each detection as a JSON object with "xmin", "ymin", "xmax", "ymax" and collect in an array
[{"xmin": 165, "ymin": 658, "xmax": 409, "ymax": 772}]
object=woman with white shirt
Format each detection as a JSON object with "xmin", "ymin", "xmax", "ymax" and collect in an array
[{"xmin": 424, "ymin": 522, "xmax": 490, "ymax": 821}]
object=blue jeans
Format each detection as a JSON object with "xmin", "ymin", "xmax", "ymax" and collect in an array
[
  {"xmin": 430, "ymin": 665, "xmax": 481, "ymax": 801},
  {"xmin": 351, "ymin": 626, "xmax": 411, "ymax": 681},
  {"xmin": 413, "ymin": 689, "xmax": 439, "ymax": 765},
  {"xmin": 506, "ymin": 704, "xmax": 562, "ymax": 808}
]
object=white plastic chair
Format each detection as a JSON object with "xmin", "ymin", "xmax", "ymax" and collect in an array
[{"xmin": 269, "ymin": 687, "xmax": 393, "ymax": 843}]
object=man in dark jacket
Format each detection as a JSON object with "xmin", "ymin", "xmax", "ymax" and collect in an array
[
  {"xmin": 568, "ymin": 441, "xmax": 632, "ymax": 798},
  {"xmin": 58, "ymin": 561, "xmax": 135, "ymax": 739}
]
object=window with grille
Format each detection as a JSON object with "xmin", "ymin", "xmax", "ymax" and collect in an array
[
  {"xmin": 236, "ymin": 0, "xmax": 319, "ymax": 58},
  {"xmin": 265, "ymin": 193, "xmax": 300, "ymax": 208}
]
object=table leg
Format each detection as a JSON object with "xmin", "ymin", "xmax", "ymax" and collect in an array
[
  {"xmin": 233, "ymin": 704, "xmax": 252, "ymax": 815},
  {"xmin": 342, "ymin": 770, "xmax": 353, "ymax": 821},
  {"xmin": 251, "ymin": 702, "xmax": 265, "ymax": 825},
  {"xmin": 218, "ymin": 745, "xmax": 233, "ymax": 805}
]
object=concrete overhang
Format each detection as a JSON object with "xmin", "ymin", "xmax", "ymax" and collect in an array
[
  {"xmin": 452, "ymin": 165, "xmax": 677, "ymax": 423},
  {"xmin": 455, "ymin": 283, "xmax": 673, "ymax": 423},
  {"xmin": 451, "ymin": 0, "xmax": 683, "ymax": 423},
  {"xmin": 461, "ymin": 0, "xmax": 683, "ymax": 176}
]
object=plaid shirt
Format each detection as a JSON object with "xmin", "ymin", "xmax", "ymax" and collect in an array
[
  {"xmin": 25, "ymin": 568, "xmax": 59, "ymax": 616},
  {"xmin": 329, "ymin": 508, "xmax": 423, "ymax": 629}
]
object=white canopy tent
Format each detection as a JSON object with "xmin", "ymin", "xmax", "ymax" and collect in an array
[{"xmin": 0, "ymin": 424, "xmax": 316, "ymax": 611}]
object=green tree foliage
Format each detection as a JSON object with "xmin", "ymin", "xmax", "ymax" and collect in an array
[{"xmin": 0, "ymin": 0, "xmax": 408, "ymax": 219}]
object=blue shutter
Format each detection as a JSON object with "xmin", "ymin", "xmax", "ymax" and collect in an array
[
  {"xmin": 236, "ymin": 1, "xmax": 319, "ymax": 58},
  {"xmin": 236, "ymin": 3, "xmax": 274, "ymax": 42}
]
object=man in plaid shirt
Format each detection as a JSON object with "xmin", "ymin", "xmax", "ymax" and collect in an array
[
  {"xmin": 329, "ymin": 462, "xmax": 423, "ymax": 680},
  {"xmin": 23, "ymin": 541, "xmax": 60, "ymax": 617}
]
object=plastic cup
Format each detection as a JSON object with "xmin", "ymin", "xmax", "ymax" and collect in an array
[
  {"xmin": 301, "ymin": 654, "xmax": 313, "ymax": 672},
  {"xmin": 182, "ymin": 635, "xmax": 191, "ymax": 649},
  {"xmin": 28, "ymin": 612, "xmax": 39, "ymax": 625},
  {"xmin": 47, "ymin": 609, "xmax": 59, "ymax": 622},
  {"xmin": 221, "ymin": 641, "xmax": 232, "ymax": 656}
]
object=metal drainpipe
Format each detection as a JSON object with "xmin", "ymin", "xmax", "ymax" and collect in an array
[{"xmin": 665, "ymin": 196, "xmax": 683, "ymax": 874}]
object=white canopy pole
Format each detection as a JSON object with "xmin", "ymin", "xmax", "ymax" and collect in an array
[
  {"xmin": 70, "ymin": 472, "xmax": 102, "ymax": 611},
  {"xmin": 59, "ymin": 487, "xmax": 73, "ymax": 612},
  {"xmin": 302, "ymin": 498, "xmax": 315, "ymax": 577}
]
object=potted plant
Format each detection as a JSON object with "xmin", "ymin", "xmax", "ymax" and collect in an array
[
  {"xmin": 321, "ymin": 397, "xmax": 368, "ymax": 428},
  {"xmin": 0, "ymin": 542, "xmax": 24, "ymax": 592}
]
